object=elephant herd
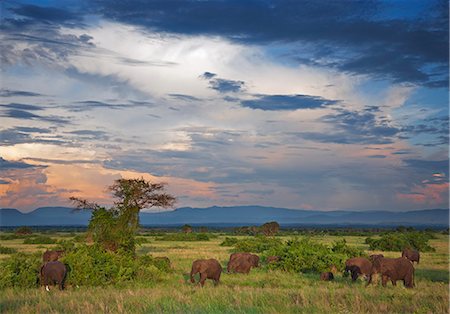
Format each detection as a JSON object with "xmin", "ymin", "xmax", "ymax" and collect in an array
[
  {"xmin": 190, "ymin": 252, "xmax": 260, "ymax": 286},
  {"xmin": 340, "ymin": 248, "xmax": 419, "ymax": 288},
  {"xmin": 191, "ymin": 248, "xmax": 420, "ymax": 288},
  {"xmin": 38, "ymin": 247, "xmax": 420, "ymax": 290}
]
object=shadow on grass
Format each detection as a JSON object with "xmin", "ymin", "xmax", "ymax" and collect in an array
[{"xmin": 416, "ymin": 268, "xmax": 449, "ymax": 283}]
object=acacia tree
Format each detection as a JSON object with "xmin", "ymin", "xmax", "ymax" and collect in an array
[
  {"xmin": 261, "ymin": 221, "xmax": 280, "ymax": 236},
  {"xmin": 71, "ymin": 178, "xmax": 175, "ymax": 253}
]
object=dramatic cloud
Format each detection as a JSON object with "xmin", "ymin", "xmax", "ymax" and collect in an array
[
  {"xmin": 240, "ymin": 94, "xmax": 338, "ymax": 111},
  {"xmin": 0, "ymin": 1, "xmax": 447, "ymax": 212},
  {"xmin": 87, "ymin": 0, "xmax": 448, "ymax": 87},
  {"xmin": 297, "ymin": 109, "xmax": 400, "ymax": 144}
]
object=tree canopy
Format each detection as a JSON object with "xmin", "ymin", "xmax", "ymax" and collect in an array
[{"xmin": 70, "ymin": 178, "xmax": 175, "ymax": 253}]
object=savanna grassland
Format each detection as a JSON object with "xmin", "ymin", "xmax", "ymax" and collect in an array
[{"xmin": 0, "ymin": 231, "xmax": 448, "ymax": 314}]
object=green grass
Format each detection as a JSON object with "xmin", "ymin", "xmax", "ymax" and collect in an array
[{"xmin": 0, "ymin": 232, "xmax": 448, "ymax": 313}]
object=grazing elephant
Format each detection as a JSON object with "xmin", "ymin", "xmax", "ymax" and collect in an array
[
  {"xmin": 227, "ymin": 253, "xmax": 259, "ymax": 273},
  {"xmin": 40, "ymin": 261, "xmax": 67, "ymax": 291},
  {"xmin": 43, "ymin": 250, "xmax": 64, "ymax": 262},
  {"xmin": 344, "ymin": 257, "xmax": 372, "ymax": 281},
  {"xmin": 190, "ymin": 259, "xmax": 222, "ymax": 287},
  {"xmin": 320, "ymin": 272, "xmax": 334, "ymax": 281},
  {"xmin": 368, "ymin": 256, "xmax": 414, "ymax": 288},
  {"xmin": 266, "ymin": 256, "xmax": 280, "ymax": 264},
  {"xmin": 402, "ymin": 249, "xmax": 420, "ymax": 264},
  {"xmin": 369, "ymin": 254, "xmax": 384, "ymax": 261},
  {"xmin": 228, "ymin": 257, "xmax": 252, "ymax": 274}
]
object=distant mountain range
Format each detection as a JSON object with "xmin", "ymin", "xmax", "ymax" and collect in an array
[{"xmin": 1, "ymin": 206, "xmax": 448, "ymax": 227}]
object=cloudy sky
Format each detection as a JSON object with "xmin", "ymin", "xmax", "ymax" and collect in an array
[{"xmin": 1, "ymin": 0, "xmax": 448, "ymax": 213}]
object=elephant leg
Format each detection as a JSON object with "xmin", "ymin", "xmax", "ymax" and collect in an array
[
  {"xmin": 351, "ymin": 271, "xmax": 359, "ymax": 281},
  {"xmin": 381, "ymin": 275, "xmax": 388, "ymax": 287},
  {"xmin": 391, "ymin": 279, "xmax": 396, "ymax": 286},
  {"xmin": 199, "ymin": 273, "xmax": 207, "ymax": 287},
  {"xmin": 366, "ymin": 274, "xmax": 374, "ymax": 286}
]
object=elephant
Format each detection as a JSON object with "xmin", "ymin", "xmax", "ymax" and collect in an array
[
  {"xmin": 43, "ymin": 250, "xmax": 64, "ymax": 262},
  {"xmin": 320, "ymin": 272, "xmax": 334, "ymax": 281},
  {"xmin": 40, "ymin": 261, "xmax": 67, "ymax": 291},
  {"xmin": 402, "ymin": 249, "xmax": 420, "ymax": 264},
  {"xmin": 344, "ymin": 257, "xmax": 372, "ymax": 281},
  {"xmin": 227, "ymin": 257, "xmax": 252, "ymax": 274},
  {"xmin": 369, "ymin": 254, "xmax": 384, "ymax": 261},
  {"xmin": 227, "ymin": 253, "xmax": 259, "ymax": 273},
  {"xmin": 368, "ymin": 256, "xmax": 414, "ymax": 288},
  {"xmin": 190, "ymin": 258, "xmax": 222, "ymax": 287}
]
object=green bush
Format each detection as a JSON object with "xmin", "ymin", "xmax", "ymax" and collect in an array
[
  {"xmin": 23, "ymin": 236, "xmax": 57, "ymax": 245},
  {"xmin": 0, "ymin": 234, "xmax": 32, "ymax": 240},
  {"xmin": 365, "ymin": 232, "xmax": 435, "ymax": 252},
  {"xmin": 60, "ymin": 244, "xmax": 166, "ymax": 286},
  {"xmin": 263, "ymin": 238, "xmax": 366, "ymax": 273},
  {"xmin": 232, "ymin": 236, "xmax": 283, "ymax": 253},
  {"xmin": 0, "ymin": 253, "xmax": 41, "ymax": 289},
  {"xmin": 0, "ymin": 246, "xmax": 18, "ymax": 254},
  {"xmin": 220, "ymin": 237, "xmax": 239, "ymax": 246},
  {"xmin": 155, "ymin": 233, "xmax": 211, "ymax": 241}
]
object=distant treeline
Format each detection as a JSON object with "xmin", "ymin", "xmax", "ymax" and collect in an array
[{"xmin": 1, "ymin": 225, "xmax": 448, "ymax": 235}]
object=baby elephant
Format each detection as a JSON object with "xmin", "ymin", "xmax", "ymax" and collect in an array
[
  {"xmin": 40, "ymin": 261, "xmax": 67, "ymax": 291},
  {"xmin": 320, "ymin": 272, "xmax": 334, "ymax": 281},
  {"xmin": 190, "ymin": 258, "xmax": 222, "ymax": 287}
]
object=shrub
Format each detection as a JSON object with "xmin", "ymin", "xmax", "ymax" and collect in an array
[
  {"xmin": 60, "ymin": 244, "xmax": 165, "ymax": 286},
  {"xmin": 155, "ymin": 233, "xmax": 211, "ymax": 241},
  {"xmin": 0, "ymin": 253, "xmax": 41, "ymax": 289},
  {"xmin": 232, "ymin": 236, "xmax": 283, "ymax": 253},
  {"xmin": 263, "ymin": 238, "xmax": 366, "ymax": 273},
  {"xmin": 365, "ymin": 232, "xmax": 435, "ymax": 252},
  {"xmin": 15, "ymin": 226, "xmax": 32, "ymax": 235},
  {"xmin": 220, "ymin": 237, "xmax": 239, "ymax": 246},
  {"xmin": 23, "ymin": 236, "xmax": 57, "ymax": 244},
  {"xmin": 261, "ymin": 221, "xmax": 280, "ymax": 236},
  {"xmin": 0, "ymin": 233, "xmax": 32, "ymax": 240},
  {"xmin": 0, "ymin": 246, "xmax": 18, "ymax": 254}
]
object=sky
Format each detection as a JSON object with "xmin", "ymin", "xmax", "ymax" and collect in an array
[{"xmin": 0, "ymin": 0, "xmax": 448, "ymax": 213}]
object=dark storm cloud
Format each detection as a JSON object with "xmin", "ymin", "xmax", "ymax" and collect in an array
[
  {"xmin": 69, "ymin": 100, "xmax": 153, "ymax": 112},
  {"xmin": 0, "ymin": 89, "xmax": 43, "ymax": 97},
  {"xmin": 168, "ymin": 94, "xmax": 201, "ymax": 101},
  {"xmin": 67, "ymin": 130, "xmax": 110, "ymax": 141},
  {"xmin": 0, "ymin": 179, "xmax": 11, "ymax": 184},
  {"xmin": 2, "ymin": 3, "xmax": 91, "ymax": 67},
  {"xmin": 0, "ymin": 127, "xmax": 66, "ymax": 146},
  {"xmin": 200, "ymin": 72, "xmax": 245, "ymax": 93},
  {"xmin": 0, "ymin": 103, "xmax": 44, "ymax": 111},
  {"xmin": 241, "ymin": 94, "xmax": 338, "ymax": 111},
  {"xmin": 296, "ymin": 109, "xmax": 400, "ymax": 144},
  {"xmin": 14, "ymin": 127, "xmax": 52, "ymax": 133},
  {"xmin": 0, "ymin": 109, "xmax": 69, "ymax": 124},
  {"xmin": 210, "ymin": 79, "xmax": 245, "ymax": 93},
  {"xmin": 10, "ymin": 4, "xmax": 80, "ymax": 23},
  {"xmin": 0, "ymin": 157, "xmax": 41, "ymax": 170},
  {"xmin": 88, "ymin": 0, "xmax": 448, "ymax": 87},
  {"xmin": 403, "ymin": 159, "xmax": 449, "ymax": 176}
]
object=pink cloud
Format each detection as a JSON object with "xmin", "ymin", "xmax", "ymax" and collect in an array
[{"xmin": 397, "ymin": 182, "xmax": 449, "ymax": 206}]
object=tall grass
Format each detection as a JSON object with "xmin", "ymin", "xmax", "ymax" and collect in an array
[{"xmin": 0, "ymin": 233, "xmax": 448, "ymax": 313}]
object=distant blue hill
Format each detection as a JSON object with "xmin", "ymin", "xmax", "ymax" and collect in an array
[{"xmin": 0, "ymin": 206, "xmax": 448, "ymax": 227}]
